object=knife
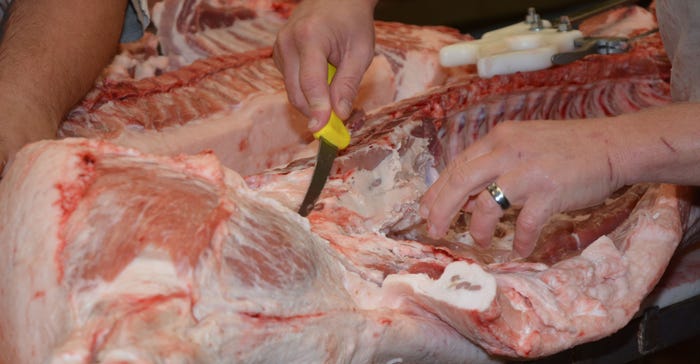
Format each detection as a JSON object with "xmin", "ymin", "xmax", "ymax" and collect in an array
[{"xmin": 298, "ymin": 64, "xmax": 351, "ymax": 217}]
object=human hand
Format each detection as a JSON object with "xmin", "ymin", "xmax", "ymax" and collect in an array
[
  {"xmin": 273, "ymin": 0, "xmax": 377, "ymax": 132},
  {"xmin": 419, "ymin": 119, "xmax": 628, "ymax": 257}
]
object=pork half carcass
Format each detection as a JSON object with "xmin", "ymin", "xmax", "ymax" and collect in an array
[
  {"xmin": 0, "ymin": 21, "xmax": 686, "ymax": 361},
  {"xmin": 61, "ymin": 20, "xmax": 469, "ymax": 177},
  {"xmin": 102, "ymin": 0, "xmax": 300, "ymax": 81},
  {"xmin": 0, "ymin": 138, "xmax": 499, "ymax": 363},
  {"xmin": 153, "ymin": 0, "xmax": 299, "ymax": 67}
]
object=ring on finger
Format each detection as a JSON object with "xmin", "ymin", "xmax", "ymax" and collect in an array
[{"xmin": 486, "ymin": 182, "xmax": 511, "ymax": 210}]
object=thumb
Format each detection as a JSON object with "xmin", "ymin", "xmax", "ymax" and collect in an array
[
  {"xmin": 299, "ymin": 48, "xmax": 332, "ymax": 132},
  {"xmin": 330, "ymin": 54, "xmax": 372, "ymax": 120}
]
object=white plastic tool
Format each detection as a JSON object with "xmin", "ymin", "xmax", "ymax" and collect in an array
[{"xmin": 440, "ymin": 9, "xmax": 582, "ymax": 78}]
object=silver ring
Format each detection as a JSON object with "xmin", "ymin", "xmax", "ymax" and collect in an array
[{"xmin": 486, "ymin": 182, "xmax": 511, "ymax": 210}]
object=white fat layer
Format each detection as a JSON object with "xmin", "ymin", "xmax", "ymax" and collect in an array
[
  {"xmin": 356, "ymin": 55, "xmax": 397, "ymax": 111},
  {"xmin": 344, "ymin": 271, "xmax": 386, "ymax": 309},
  {"xmin": 335, "ymin": 127, "xmax": 430, "ymax": 229},
  {"xmin": 114, "ymin": 93, "xmax": 309, "ymax": 176},
  {"xmin": 111, "ymin": 56, "xmax": 398, "ymax": 178},
  {"xmin": 396, "ymin": 50, "xmax": 444, "ymax": 100},
  {"xmin": 73, "ymin": 246, "xmax": 188, "ymax": 323},
  {"xmin": 384, "ymin": 261, "xmax": 496, "ymax": 312},
  {"xmin": 572, "ymin": 233, "xmax": 582, "ymax": 249},
  {"xmin": 97, "ymin": 349, "xmax": 142, "ymax": 362},
  {"xmin": 49, "ymin": 351, "xmax": 91, "ymax": 364}
]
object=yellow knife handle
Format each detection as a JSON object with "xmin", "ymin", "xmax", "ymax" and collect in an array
[{"xmin": 312, "ymin": 64, "xmax": 351, "ymax": 150}]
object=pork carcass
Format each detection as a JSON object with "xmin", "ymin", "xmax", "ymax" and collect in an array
[
  {"xmin": 0, "ymin": 138, "xmax": 499, "ymax": 363},
  {"xmin": 4, "ymin": 1, "xmax": 689, "ymax": 361},
  {"xmin": 102, "ymin": 32, "xmax": 172, "ymax": 82},
  {"xmin": 153, "ymin": 0, "xmax": 299, "ymax": 66},
  {"xmin": 69, "ymin": 0, "xmax": 660, "ymax": 180},
  {"xmin": 0, "ymin": 118, "xmax": 683, "ymax": 361},
  {"xmin": 61, "ymin": 20, "xmax": 469, "ymax": 176},
  {"xmin": 101, "ymin": 0, "xmax": 299, "ymax": 81},
  {"xmin": 106, "ymin": 0, "xmax": 467, "ymax": 88},
  {"xmin": 0, "ymin": 18, "xmax": 686, "ymax": 361}
]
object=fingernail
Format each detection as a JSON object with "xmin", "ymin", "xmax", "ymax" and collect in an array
[
  {"xmin": 308, "ymin": 118, "xmax": 321, "ymax": 131},
  {"xmin": 338, "ymin": 98, "xmax": 352, "ymax": 118}
]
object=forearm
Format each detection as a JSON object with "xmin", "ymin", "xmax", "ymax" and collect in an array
[
  {"xmin": 0, "ymin": 0, "xmax": 127, "ymax": 152},
  {"xmin": 365, "ymin": 0, "xmax": 380, "ymax": 8},
  {"xmin": 610, "ymin": 102, "xmax": 700, "ymax": 186}
]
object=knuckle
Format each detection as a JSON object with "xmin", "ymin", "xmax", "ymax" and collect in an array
[
  {"xmin": 290, "ymin": 20, "xmax": 317, "ymax": 40},
  {"xmin": 273, "ymin": 31, "xmax": 295, "ymax": 54},
  {"xmin": 490, "ymin": 121, "xmax": 517, "ymax": 141},
  {"xmin": 299, "ymin": 80, "xmax": 322, "ymax": 95},
  {"xmin": 355, "ymin": 46, "xmax": 375, "ymax": 65},
  {"xmin": 298, "ymin": 74, "xmax": 327, "ymax": 98},
  {"xmin": 530, "ymin": 171, "xmax": 560, "ymax": 196},
  {"xmin": 447, "ymin": 165, "xmax": 471, "ymax": 190},
  {"xmin": 334, "ymin": 78, "xmax": 360, "ymax": 99}
]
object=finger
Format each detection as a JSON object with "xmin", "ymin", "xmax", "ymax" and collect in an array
[
  {"xmin": 273, "ymin": 36, "xmax": 310, "ymax": 117},
  {"xmin": 331, "ymin": 47, "xmax": 374, "ymax": 120},
  {"xmin": 422, "ymin": 153, "xmax": 501, "ymax": 238},
  {"xmin": 463, "ymin": 196, "xmax": 478, "ymax": 213},
  {"xmin": 468, "ymin": 188, "xmax": 506, "ymax": 248},
  {"xmin": 420, "ymin": 137, "xmax": 493, "ymax": 215},
  {"xmin": 298, "ymin": 45, "xmax": 332, "ymax": 132},
  {"xmin": 512, "ymin": 196, "xmax": 554, "ymax": 258}
]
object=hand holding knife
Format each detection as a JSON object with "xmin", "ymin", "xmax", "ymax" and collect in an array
[{"xmin": 298, "ymin": 64, "xmax": 351, "ymax": 217}]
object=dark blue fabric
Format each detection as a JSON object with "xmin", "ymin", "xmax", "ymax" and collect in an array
[
  {"xmin": 120, "ymin": 1, "xmax": 144, "ymax": 43},
  {"xmin": 0, "ymin": 1, "xmax": 145, "ymax": 43}
]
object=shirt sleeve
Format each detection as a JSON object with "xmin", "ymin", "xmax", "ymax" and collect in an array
[
  {"xmin": 657, "ymin": 0, "xmax": 700, "ymax": 102},
  {"xmin": 120, "ymin": 0, "xmax": 150, "ymax": 43},
  {"xmin": 0, "ymin": 0, "xmax": 11, "ymax": 23}
]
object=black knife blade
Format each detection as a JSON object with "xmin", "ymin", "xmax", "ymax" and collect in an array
[{"xmin": 298, "ymin": 137, "xmax": 338, "ymax": 217}]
